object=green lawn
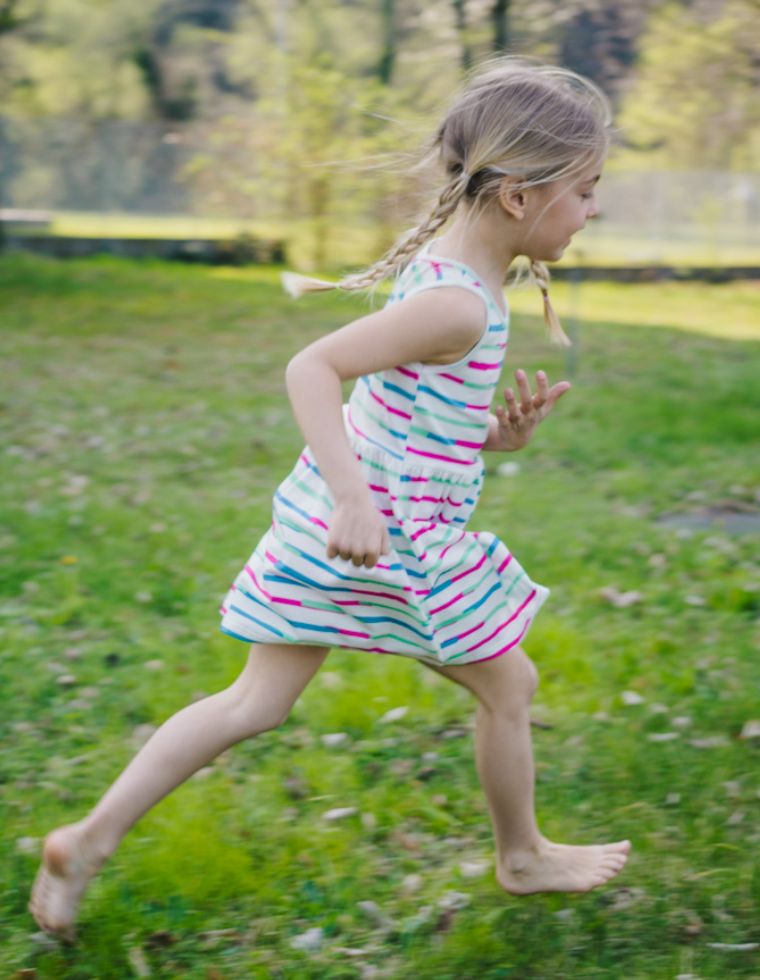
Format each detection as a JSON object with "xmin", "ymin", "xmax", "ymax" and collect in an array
[{"xmin": 1, "ymin": 253, "xmax": 758, "ymax": 978}]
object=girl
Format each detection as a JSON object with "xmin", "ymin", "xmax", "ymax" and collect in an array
[{"xmin": 30, "ymin": 57, "xmax": 630, "ymax": 942}]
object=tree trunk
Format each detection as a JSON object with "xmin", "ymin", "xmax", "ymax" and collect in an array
[
  {"xmin": 492, "ymin": 0, "xmax": 511, "ymax": 52},
  {"xmin": 378, "ymin": 0, "xmax": 396, "ymax": 85},
  {"xmin": 452, "ymin": 0, "xmax": 472, "ymax": 73}
]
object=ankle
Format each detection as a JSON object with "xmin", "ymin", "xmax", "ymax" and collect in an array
[
  {"xmin": 69, "ymin": 819, "xmax": 116, "ymax": 867},
  {"xmin": 501, "ymin": 834, "xmax": 546, "ymax": 873}
]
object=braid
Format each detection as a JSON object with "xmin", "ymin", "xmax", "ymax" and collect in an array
[
  {"xmin": 281, "ymin": 173, "xmax": 469, "ymax": 299},
  {"xmin": 339, "ymin": 173, "xmax": 468, "ymax": 292},
  {"xmin": 530, "ymin": 259, "xmax": 571, "ymax": 348}
]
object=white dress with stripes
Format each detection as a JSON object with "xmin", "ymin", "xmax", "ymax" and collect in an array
[{"xmin": 219, "ymin": 241, "xmax": 550, "ymax": 666}]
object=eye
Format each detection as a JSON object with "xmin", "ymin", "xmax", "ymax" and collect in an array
[{"xmin": 580, "ymin": 192, "xmax": 593, "ymax": 200}]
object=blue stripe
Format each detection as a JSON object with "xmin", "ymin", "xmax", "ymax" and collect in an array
[
  {"xmin": 381, "ymin": 380, "xmax": 416, "ymax": 401},
  {"xmin": 417, "ymin": 384, "xmax": 467, "ymax": 409},
  {"xmin": 226, "ymin": 603, "xmax": 288, "ymax": 638}
]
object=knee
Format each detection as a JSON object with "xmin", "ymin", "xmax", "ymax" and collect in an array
[
  {"xmin": 485, "ymin": 648, "xmax": 539, "ymax": 714},
  {"xmin": 225, "ymin": 685, "xmax": 290, "ymax": 737},
  {"xmin": 524, "ymin": 652, "xmax": 539, "ymax": 700}
]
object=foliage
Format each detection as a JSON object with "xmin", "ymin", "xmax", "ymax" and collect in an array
[{"xmin": 615, "ymin": 0, "xmax": 760, "ymax": 170}]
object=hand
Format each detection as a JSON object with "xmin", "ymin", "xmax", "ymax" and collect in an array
[
  {"xmin": 492, "ymin": 369, "xmax": 571, "ymax": 451},
  {"xmin": 327, "ymin": 491, "xmax": 391, "ymax": 569}
]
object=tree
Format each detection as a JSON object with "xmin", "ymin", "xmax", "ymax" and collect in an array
[{"xmin": 615, "ymin": 0, "xmax": 760, "ymax": 169}]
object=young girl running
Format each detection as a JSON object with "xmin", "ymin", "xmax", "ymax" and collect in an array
[{"xmin": 31, "ymin": 57, "xmax": 631, "ymax": 941}]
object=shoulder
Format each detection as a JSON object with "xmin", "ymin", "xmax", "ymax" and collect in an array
[
  {"xmin": 390, "ymin": 286, "xmax": 488, "ymax": 365},
  {"xmin": 292, "ymin": 284, "xmax": 487, "ymax": 382}
]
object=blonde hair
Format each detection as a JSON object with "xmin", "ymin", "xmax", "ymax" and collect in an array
[{"xmin": 283, "ymin": 56, "xmax": 613, "ymax": 347}]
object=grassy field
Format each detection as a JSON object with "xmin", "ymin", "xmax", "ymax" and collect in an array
[{"xmin": 0, "ymin": 253, "xmax": 758, "ymax": 978}]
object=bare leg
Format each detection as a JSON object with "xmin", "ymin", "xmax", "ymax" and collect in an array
[
  {"xmin": 29, "ymin": 642, "xmax": 329, "ymax": 940},
  {"xmin": 424, "ymin": 647, "xmax": 631, "ymax": 894}
]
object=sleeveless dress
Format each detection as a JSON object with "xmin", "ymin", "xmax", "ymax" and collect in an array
[{"xmin": 218, "ymin": 241, "xmax": 550, "ymax": 667}]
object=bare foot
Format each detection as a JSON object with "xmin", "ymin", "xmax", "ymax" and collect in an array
[
  {"xmin": 497, "ymin": 836, "xmax": 631, "ymax": 895},
  {"xmin": 28, "ymin": 823, "xmax": 106, "ymax": 942}
]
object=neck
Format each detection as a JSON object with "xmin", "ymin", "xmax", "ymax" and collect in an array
[{"xmin": 431, "ymin": 205, "xmax": 519, "ymax": 288}]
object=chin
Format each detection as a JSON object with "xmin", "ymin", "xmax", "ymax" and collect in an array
[{"xmin": 527, "ymin": 244, "xmax": 566, "ymax": 264}]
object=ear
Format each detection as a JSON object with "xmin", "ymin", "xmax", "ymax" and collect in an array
[{"xmin": 497, "ymin": 177, "xmax": 527, "ymax": 220}]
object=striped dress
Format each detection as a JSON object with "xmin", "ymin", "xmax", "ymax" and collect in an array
[{"xmin": 219, "ymin": 241, "xmax": 550, "ymax": 667}]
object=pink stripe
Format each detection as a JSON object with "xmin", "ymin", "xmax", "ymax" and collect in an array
[
  {"xmin": 245, "ymin": 565, "xmax": 273, "ymax": 600},
  {"xmin": 346, "ymin": 407, "xmax": 367, "ymax": 440},
  {"xmin": 451, "ymin": 438, "xmax": 483, "ymax": 449},
  {"xmin": 465, "ymin": 591, "xmax": 536, "ymax": 653},
  {"xmin": 368, "ymin": 387, "xmax": 413, "ymax": 420},
  {"xmin": 273, "ymin": 596, "xmax": 302, "ymax": 606},
  {"xmin": 429, "ymin": 592, "xmax": 465, "ymax": 614},
  {"xmin": 450, "ymin": 551, "xmax": 487, "ymax": 583},
  {"xmin": 453, "ymin": 619, "xmax": 486, "ymax": 642},
  {"xmin": 405, "ymin": 475, "xmax": 429, "ymax": 483},
  {"xmin": 338, "ymin": 627, "xmax": 372, "ymax": 638},
  {"xmin": 469, "ymin": 619, "xmax": 531, "ymax": 661},
  {"xmin": 310, "ymin": 516, "xmax": 329, "ymax": 530},
  {"xmin": 410, "ymin": 522, "xmax": 436, "ymax": 541},
  {"xmin": 497, "ymin": 554, "xmax": 513, "ymax": 574},
  {"xmin": 439, "ymin": 373, "xmax": 464, "ymax": 385},
  {"xmin": 440, "ymin": 529, "xmax": 467, "ymax": 561},
  {"xmin": 220, "ymin": 605, "xmax": 228, "ymax": 614},
  {"xmin": 468, "ymin": 361, "xmax": 500, "ymax": 370},
  {"xmin": 396, "ymin": 366, "xmax": 419, "ymax": 379},
  {"xmin": 465, "ymin": 401, "xmax": 490, "ymax": 410},
  {"xmin": 407, "ymin": 447, "xmax": 473, "ymax": 466},
  {"xmin": 369, "ymin": 483, "xmax": 390, "ymax": 494},
  {"xmin": 334, "ymin": 587, "xmax": 410, "ymax": 605}
]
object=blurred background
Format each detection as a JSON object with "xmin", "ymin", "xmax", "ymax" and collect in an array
[{"xmin": 0, "ymin": 0, "xmax": 758, "ymax": 272}]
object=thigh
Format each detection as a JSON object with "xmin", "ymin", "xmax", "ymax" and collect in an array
[
  {"xmin": 422, "ymin": 646, "xmax": 538, "ymax": 713},
  {"xmin": 228, "ymin": 642, "xmax": 330, "ymax": 723}
]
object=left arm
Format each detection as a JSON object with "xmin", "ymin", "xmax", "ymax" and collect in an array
[{"xmin": 482, "ymin": 368, "xmax": 572, "ymax": 452}]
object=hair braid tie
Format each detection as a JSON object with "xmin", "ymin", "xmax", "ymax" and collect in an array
[{"xmin": 530, "ymin": 260, "xmax": 572, "ymax": 348}]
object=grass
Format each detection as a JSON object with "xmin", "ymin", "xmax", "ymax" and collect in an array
[{"xmin": 0, "ymin": 252, "xmax": 758, "ymax": 978}]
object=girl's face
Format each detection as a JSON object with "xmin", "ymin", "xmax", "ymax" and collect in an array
[{"xmin": 522, "ymin": 163, "xmax": 602, "ymax": 262}]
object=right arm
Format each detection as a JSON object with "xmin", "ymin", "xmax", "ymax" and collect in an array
[{"xmin": 284, "ymin": 287, "xmax": 487, "ymax": 568}]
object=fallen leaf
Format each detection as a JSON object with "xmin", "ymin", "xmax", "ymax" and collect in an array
[
  {"xmin": 599, "ymin": 586, "xmax": 644, "ymax": 608},
  {"xmin": 459, "ymin": 859, "xmax": 490, "ymax": 878},
  {"xmin": 688, "ymin": 736, "xmax": 730, "ymax": 748},
  {"xmin": 320, "ymin": 732, "xmax": 348, "ymax": 747},
  {"xmin": 706, "ymin": 942, "xmax": 758, "ymax": 951},
  {"xmin": 621, "ymin": 690, "xmax": 645, "ymax": 706},
  {"xmin": 289, "ymin": 927, "xmax": 323, "ymax": 952},
  {"xmin": 739, "ymin": 720, "xmax": 760, "ymax": 740},
  {"xmin": 357, "ymin": 899, "xmax": 394, "ymax": 930},
  {"xmin": 437, "ymin": 890, "xmax": 470, "ymax": 911},
  {"xmin": 322, "ymin": 806, "xmax": 358, "ymax": 821},
  {"xmin": 380, "ymin": 706, "xmax": 408, "ymax": 723},
  {"xmin": 401, "ymin": 873, "xmax": 422, "ymax": 894},
  {"xmin": 127, "ymin": 946, "xmax": 150, "ymax": 977}
]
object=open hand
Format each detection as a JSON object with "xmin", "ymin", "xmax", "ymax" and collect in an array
[{"xmin": 492, "ymin": 369, "xmax": 571, "ymax": 451}]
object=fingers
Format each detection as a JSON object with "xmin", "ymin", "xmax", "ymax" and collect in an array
[
  {"xmin": 503, "ymin": 386, "xmax": 520, "ymax": 423},
  {"xmin": 534, "ymin": 370, "xmax": 549, "ymax": 407},
  {"xmin": 548, "ymin": 380, "xmax": 572, "ymax": 402},
  {"xmin": 327, "ymin": 531, "xmax": 390, "ymax": 569},
  {"xmin": 515, "ymin": 369, "xmax": 533, "ymax": 413}
]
